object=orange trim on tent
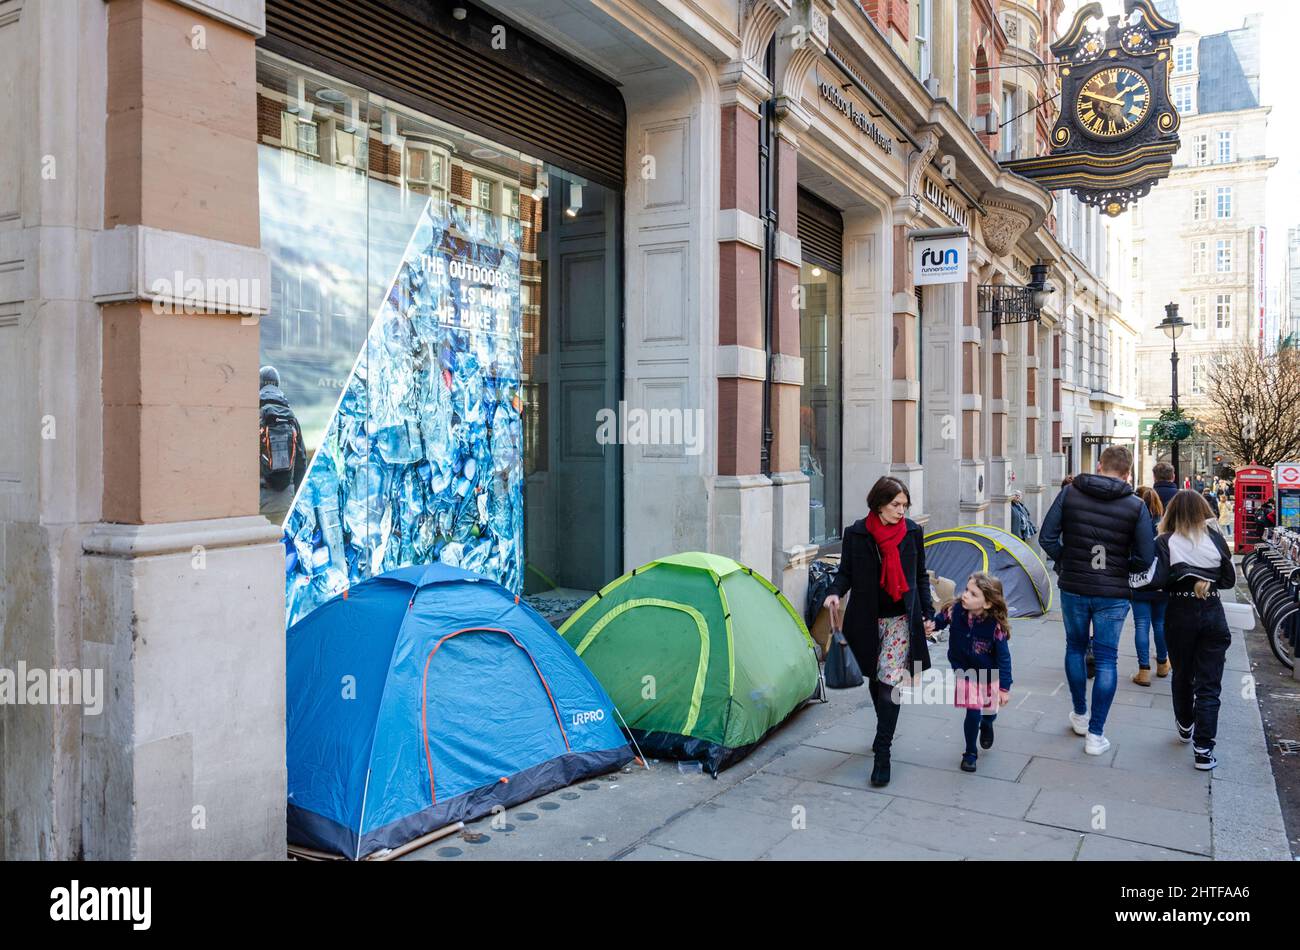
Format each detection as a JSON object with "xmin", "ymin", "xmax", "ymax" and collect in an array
[{"xmin": 420, "ymin": 627, "xmax": 572, "ymax": 805}]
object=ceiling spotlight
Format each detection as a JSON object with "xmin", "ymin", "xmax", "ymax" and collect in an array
[
  {"xmin": 811, "ymin": 266, "xmax": 823, "ymax": 277},
  {"xmin": 452, "ymin": 6, "xmax": 467, "ymax": 19}
]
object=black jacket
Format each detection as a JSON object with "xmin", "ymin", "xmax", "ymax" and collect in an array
[
  {"xmin": 1153, "ymin": 480, "xmax": 1179, "ymax": 509},
  {"xmin": 828, "ymin": 518, "xmax": 933, "ymax": 682},
  {"xmin": 1130, "ymin": 527, "xmax": 1236, "ymax": 593},
  {"xmin": 1040, "ymin": 474, "xmax": 1154, "ymax": 599}
]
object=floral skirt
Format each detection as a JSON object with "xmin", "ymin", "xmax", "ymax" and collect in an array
[{"xmin": 876, "ymin": 615, "xmax": 911, "ymax": 686}]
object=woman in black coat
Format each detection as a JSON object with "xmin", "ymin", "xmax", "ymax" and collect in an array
[{"xmin": 823, "ymin": 476, "xmax": 933, "ymax": 787}]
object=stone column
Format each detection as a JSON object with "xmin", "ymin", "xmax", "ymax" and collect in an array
[
  {"xmin": 81, "ymin": 0, "xmax": 283, "ymax": 859},
  {"xmin": 713, "ymin": 54, "xmax": 773, "ymax": 573},
  {"xmin": 768, "ymin": 109, "xmax": 810, "ymax": 594},
  {"xmin": 986, "ymin": 287, "xmax": 1011, "ymax": 531},
  {"xmin": 960, "ymin": 260, "xmax": 988, "ymax": 522}
]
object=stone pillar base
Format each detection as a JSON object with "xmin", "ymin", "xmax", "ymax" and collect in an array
[
  {"xmin": 80, "ymin": 515, "xmax": 286, "ymax": 859},
  {"xmin": 712, "ymin": 474, "xmax": 773, "ymax": 575},
  {"xmin": 770, "ymin": 470, "xmax": 810, "ymax": 605}
]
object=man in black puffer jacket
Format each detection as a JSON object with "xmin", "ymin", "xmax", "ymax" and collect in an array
[{"xmin": 1040, "ymin": 446, "xmax": 1154, "ymax": 756}]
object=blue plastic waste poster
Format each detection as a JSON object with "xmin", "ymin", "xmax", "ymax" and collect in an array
[{"xmin": 281, "ymin": 199, "xmax": 524, "ymax": 628}]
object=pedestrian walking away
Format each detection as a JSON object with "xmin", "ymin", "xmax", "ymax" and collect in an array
[
  {"xmin": 1152, "ymin": 460, "xmax": 1179, "ymax": 510},
  {"xmin": 823, "ymin": 476, "xmax": 933, "ymax": 788},
  {"xmin": 1131, "ymin": 490, "xmax": 1237, "ymax": 771},
  {"xmin": 1039, "ymin": 445, "xmax": 1155, "ymax": 755},
  {"xmin": 1131, "ymin": 486, "xmax": 1171, "ymax": 686},
  {"xmin": 930, "ymin": 572, "xmax": 1013, "ymax": 774}
]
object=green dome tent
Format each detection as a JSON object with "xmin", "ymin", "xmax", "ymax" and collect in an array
[
  {"xmin": 923, "ymin": 525, "xmax": 1054, "ymax": 617},
  {"xmin": 558, "ymin": 552, "xmax": 821, "ymax": 775}
]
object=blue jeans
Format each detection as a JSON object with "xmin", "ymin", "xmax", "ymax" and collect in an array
[
  {"xmin": 1061, "ymin": 591, "xmax": 1131, "ymax": 736},
  {"xmin": 1132, "ymin": 598, "xmax": 1168, "ymax": 668}
]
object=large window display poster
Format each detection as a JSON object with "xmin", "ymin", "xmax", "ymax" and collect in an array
[{"xmin": 280, "ymin": 197, "xmax": 524, "ymax": 628}]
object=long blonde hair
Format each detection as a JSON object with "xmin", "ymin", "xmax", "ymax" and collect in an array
[{"xmin": 1160, "ymin": 489, "xmax": 1216, "ymax": 599}]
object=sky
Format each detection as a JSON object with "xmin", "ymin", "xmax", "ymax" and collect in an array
[{"xmin": 1060, "ymin": 0, "xmax": 1300, "ymax": 291}]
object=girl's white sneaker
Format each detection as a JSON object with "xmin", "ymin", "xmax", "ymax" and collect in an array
[
  {"xmin": 1085, "ymin": 733, "xmax": 1111, "ymax": 756},
  {"xmin": 1069, "ymin": 711, "xmax": 1089, "ymax": 736}
]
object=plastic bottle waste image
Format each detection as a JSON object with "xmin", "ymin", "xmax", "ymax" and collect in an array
[{"xmin": 281, "ymin": 200, "xmax": 524, "ymax": 628}]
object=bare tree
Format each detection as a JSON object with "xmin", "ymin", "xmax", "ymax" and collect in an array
[{"xmin": 1201, "ymin": 345, "xmax": 1300, "ymax": 467}]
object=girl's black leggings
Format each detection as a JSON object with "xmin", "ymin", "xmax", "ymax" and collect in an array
[{"xmin": 1165, "ymin": 594, "xmax": 1231, "ymax": 751}]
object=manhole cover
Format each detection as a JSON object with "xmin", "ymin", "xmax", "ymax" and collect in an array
[
  {"xmin": 516, "ymin": 812, "xmax": 539, "ymax": 821},
  {"xmin": 560, "ymin": 792, "xmax": 580, "ymax": 800},
  {"xmin": 538, "ymin": 801, "xmax": 561, "ymax": 811}
]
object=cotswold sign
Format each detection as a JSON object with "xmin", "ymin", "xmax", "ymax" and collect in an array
[
  {"xmin": 817, "ymin": 79, "xmax": 893, "ymax": 155},
  {"xmin": 923, "ymin": 175, "xmax": 969, "ymax": 229}
]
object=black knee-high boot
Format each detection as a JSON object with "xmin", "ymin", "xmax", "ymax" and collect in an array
[{"xmin": 870, "ymin": 681, "xmax": 900, "ymax": 786}]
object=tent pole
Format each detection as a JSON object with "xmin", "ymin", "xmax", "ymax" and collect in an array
[
  {"xmin": 612, "ymin": 704, "xmax": 651, "ymax": 770},
  {"xmin": 365, "ymin": 821, "xmax": 465, "ymax": 862}
]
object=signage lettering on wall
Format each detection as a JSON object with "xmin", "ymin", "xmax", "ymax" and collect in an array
[
  {"xmin": 922, "ymin": 175, "xmax": 969, "ymax": 229},
  {"xmin": 914, "ymin": 236, "xmax": 968, "ymax": 285},
  {"xmin": 817, "ymin": 78, "xmax": 893, "ymax": 155}
]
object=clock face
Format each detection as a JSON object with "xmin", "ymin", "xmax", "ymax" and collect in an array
[{"xmin": 1075, "ymin": 66, "xmax": 1152, "ymax": 139}]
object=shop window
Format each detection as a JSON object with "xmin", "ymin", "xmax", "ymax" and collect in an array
[
  {"xmin": 799, "ymin": 259, "xmax": 843, "ymax": 546},
  {"xmin": 255, "ymin": 50, "xmax": 623, "ymax": 624}
]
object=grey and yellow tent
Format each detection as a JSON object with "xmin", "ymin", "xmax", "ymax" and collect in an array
[
  {"xmin": 558, "ymin": 552, "xmax": 820, "ymax": 776},
  {"xmin": 924, "ymin": 525, "xmax": 1054, "ymax": 617}
]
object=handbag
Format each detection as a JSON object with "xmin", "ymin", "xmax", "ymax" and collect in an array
[{"xmin": 824, "ymin": 627, "xmax": 864, "ymax": 689}]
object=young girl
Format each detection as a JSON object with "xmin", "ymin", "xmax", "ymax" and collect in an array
[
  {"xmin": 1131, "ymin": 489, "xmax": 1236, "ymax": 770},
  {"xmin": 929, "ymin": 572, "xmax": 1013, "ymax": 773}
]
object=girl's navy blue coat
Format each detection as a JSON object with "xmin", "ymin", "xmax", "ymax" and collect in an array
[{"xmin": 932, "ymin": 603, "xmax": 1013, "ymax": 691}]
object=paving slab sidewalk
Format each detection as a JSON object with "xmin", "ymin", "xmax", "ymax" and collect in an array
[{"xmin": 406, "ymin": 608, "xmax": 1291, "ymax": 861}]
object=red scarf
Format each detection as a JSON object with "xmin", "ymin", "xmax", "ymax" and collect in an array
[{"xmin": 865, "ymin": 511, "xmax": 910, "ymax": 602}]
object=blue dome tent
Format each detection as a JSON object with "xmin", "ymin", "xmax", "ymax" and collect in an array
[{"xmin": 287, "ymin": 563, "xmax": 633, "ymax": 859}]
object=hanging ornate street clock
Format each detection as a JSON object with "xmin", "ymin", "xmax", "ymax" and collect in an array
[{"xmin": 1002, "ymin": 0, "xmax": 1181, "ymax": 217}]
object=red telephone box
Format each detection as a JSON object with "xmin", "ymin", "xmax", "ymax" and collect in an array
[{"xmin": 1233, "ymin": 465, "xmax": 1274, "ymax": 554}]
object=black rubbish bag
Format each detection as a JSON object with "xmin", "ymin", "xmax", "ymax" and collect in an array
[
  {"xmin": 824, "ymin": 629, "xmax": 863, "ymax": 689},
  {"xmin": 804, "ymin": 559, "xmax": 839, "ymax": 628}
]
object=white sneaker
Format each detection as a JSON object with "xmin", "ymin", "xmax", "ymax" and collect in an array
[
  {"xmin": 1085, "ymin": 733, "xmax": 1111, "ymax": 756},
  {"xmin": 1069, "ymin": 711, "xmax": 1089, "ymax": 736}
]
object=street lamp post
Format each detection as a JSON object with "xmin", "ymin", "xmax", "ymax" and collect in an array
[{"xmin": 1158, "ymin": 302, "xmax": 1188, "ymax": 486}]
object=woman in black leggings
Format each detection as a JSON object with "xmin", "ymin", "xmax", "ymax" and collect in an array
[{"xmin": 1132, "ymin": 490, "xmax": 1236, "ymax": 770}]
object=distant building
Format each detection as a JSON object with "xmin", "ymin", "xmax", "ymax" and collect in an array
[
  {"xmin": 1129, "ymin": 13, "xmax": 1278, "ymax": 479},
  {"xmin": 1287, "ymin": 227, "xmax": 1300, "ymax": 343}
]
